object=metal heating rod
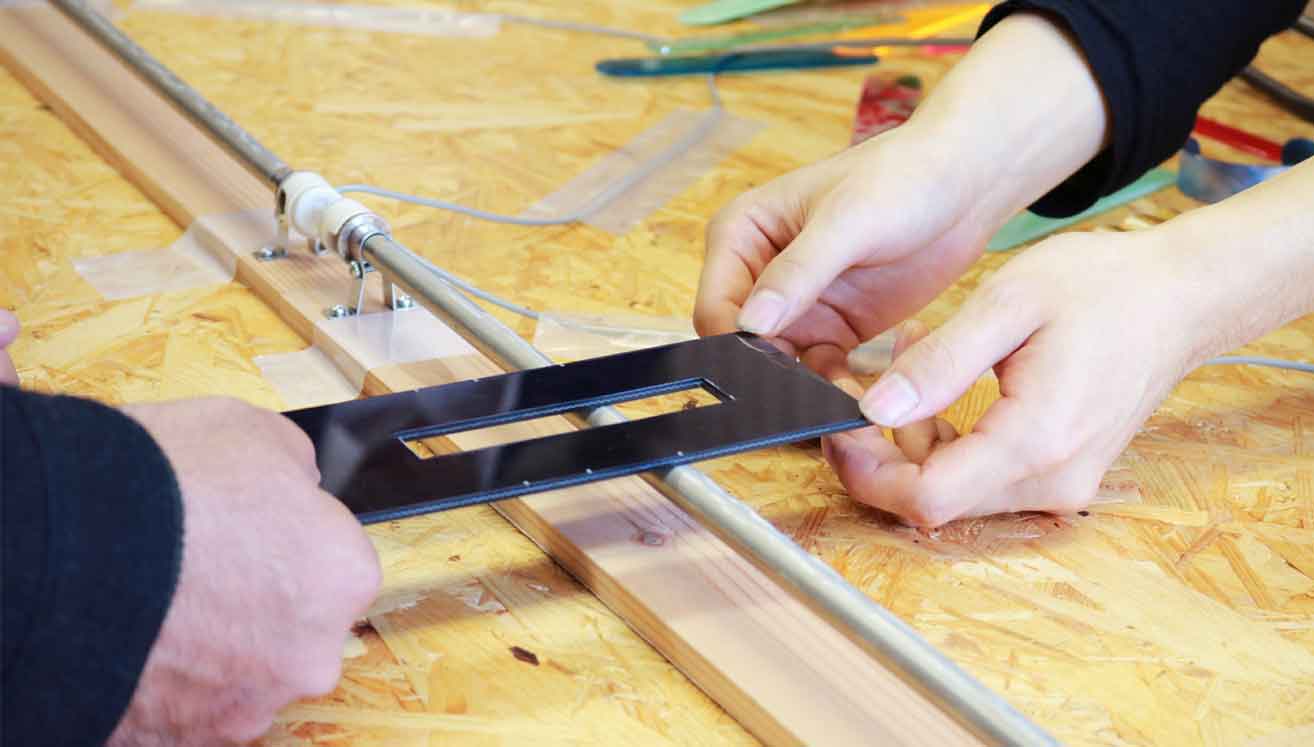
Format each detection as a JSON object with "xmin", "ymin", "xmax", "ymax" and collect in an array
[{"xmin": 48, "ymin": 1, "xmax": 1056, "ymax": 743}]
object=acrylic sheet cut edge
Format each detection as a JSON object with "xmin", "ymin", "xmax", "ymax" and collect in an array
[{"xmin": 0, "ymin": 6, "xmax": 998, "ymax": 745}]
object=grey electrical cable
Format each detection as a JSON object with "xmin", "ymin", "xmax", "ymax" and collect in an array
[
  {"xmin": 1204, "ymin": 355, "xmax": 1314, "ymax": 374},
  {"xmin": 339, "ymin": 74, "xmax": 726, "ymax": 227},
  {"xmin": 389, "ymin": 237, "xmax": 541, "ymax": 319},
  {"xmin": 380, "ymin": 244, "xmax": 1314, "ymax": 381}
]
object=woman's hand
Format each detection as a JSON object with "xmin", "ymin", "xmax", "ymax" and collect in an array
[
  {"xmin": 694, "ymin": 11, "xmax": 1111, "ymax": 391},
  {"xmin": 827, "ymin": 230, "xmax": 1215, "ymax": 526},
  {"xmin": 693, "ymin": 127, "xmax": 1000, "ymax": 390},
  {"xmin": 829, "ymin": 155, "xmax": 1314, "ymax": 527}
]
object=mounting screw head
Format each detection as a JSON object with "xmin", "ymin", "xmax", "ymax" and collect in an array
[
  {"xmin": 252, "ymin": 245, "xmax": 285, "ymax": 261},
  {"xmin": 392, "ymin": 292, "xmax": 416, "ymax": 310},
  {"xmin": 324, "ymin": 304, "xmax": 355, "ymax": 319},
  {"xmin": 348, "ymin": 260, "xmax": 367, "ymax": 279}
]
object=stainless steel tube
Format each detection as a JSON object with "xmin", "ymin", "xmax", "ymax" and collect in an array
[
  {"xmin": 49, "ymin": 0, "xmax": 291, "ymax": 186},
  {"xmin": 364, "ymin": 234, "xmax": 1056, "ymax": 747}
]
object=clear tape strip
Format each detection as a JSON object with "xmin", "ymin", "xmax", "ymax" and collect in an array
[
  {"xmin": 532, "ymin": 311, "xmax": 696, "ymax": 362},
  {"xmin": 521, "ymin": 108, "xmax": 765, "ymax": 234},
  {"xmin": 257, "ymin": 307, "xmax": 479, "ymax": 409},
  {"xmin": 73, "ymin": 210, "xmax": 267, "ymax": 300},
  {"xmin": 127, "ymin": 0, "xmax": 502, "ymax": 37},
  {"xmin": 254, "ymin": 346, "xmax": 360, "ymax": 411}
]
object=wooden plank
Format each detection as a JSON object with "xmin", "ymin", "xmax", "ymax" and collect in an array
[{"xmin": 0, "ymin": 6, "xmax": 988, "ymax": 746}]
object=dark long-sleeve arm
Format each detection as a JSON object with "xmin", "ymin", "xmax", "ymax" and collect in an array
[
  {"xmin": 981, "ymin": 0, "xmax": 1306, "ymax": 217},
  {"xmin": 2, "ymin": 387, "xmax": 183, "ymax": 747}
]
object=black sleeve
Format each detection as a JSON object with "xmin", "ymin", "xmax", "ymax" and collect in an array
[
  {"xmin": 980, "ymin": 0, "xmax": 1305, "ymax": 217},
  {"xmin": 2, "ymin": 387, "xmax": 183, "ymax": 747}
]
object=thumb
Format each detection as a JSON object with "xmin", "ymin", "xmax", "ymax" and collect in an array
[
  {"xmin": 735, "ymin": 199, "xmax": 878, "ymax": 336},
  {"xmin": 859, "ymin": 289, "xmax": 1039, "ymax": 427}
]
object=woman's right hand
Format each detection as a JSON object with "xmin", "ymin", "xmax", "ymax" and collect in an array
[
  {"xmin": 693, "ymin": 11, "xmax": 1111, "ymax": 393},
  {"xmin": 693, "ymin": 125, "xmax": 1001, "ymax": 391}
]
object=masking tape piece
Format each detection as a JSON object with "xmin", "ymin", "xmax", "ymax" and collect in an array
[
  {"xmin": 521, "ymin": 108, "xmax": 764, "ymax": 234},
  {"xmin": 73, "ymin": 210, "xmax": 268, "ymax": 300},
  {"xmin": 533, "ymin": 311, "xmax": 696, "ymax": 362},
  {"xmin": 128, "ymin": 0, "xmax": 501, "ymax": 37}
]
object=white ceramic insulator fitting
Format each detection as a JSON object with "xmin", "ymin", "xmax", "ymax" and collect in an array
[
  {"xmin": 281, "ymin": 171, "xmax": 341, "ymax": 240},
  {"xmin": 319, "ymin": 198, "xmax": 373, "ymax": 248}
]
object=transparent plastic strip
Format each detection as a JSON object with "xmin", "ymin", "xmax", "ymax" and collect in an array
[
  {"xmin": 521, "ymin": 108, "xmax": 764, "ymax": 234},
  {"xmin": 532, "ymin": 311, "xmax": 696, "ymax": 362},
  {"xmin": 127, "ymin": 0, "xmax": 502, "ymax": 37}
]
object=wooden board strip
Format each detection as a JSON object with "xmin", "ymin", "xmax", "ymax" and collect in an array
[{"xmin": 0, "ymin": 7, "xmax": 987, "ymax": 746}]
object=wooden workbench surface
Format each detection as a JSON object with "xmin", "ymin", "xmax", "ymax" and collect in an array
[{"xmin": 4, "ymin": 3, "xmax": 1313, "ymax": 745}]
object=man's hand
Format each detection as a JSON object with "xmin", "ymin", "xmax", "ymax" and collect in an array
[
  {"xmin": 1, "ymin": 309, "xmax": 19, "ymax": 385},
  {"xmin": 826, "ymin": 231, "xmax": 1210, "ymax": 526},
  {"xmin": 109, "ymin": 398, "xmax": 381, "ymax": 746}
]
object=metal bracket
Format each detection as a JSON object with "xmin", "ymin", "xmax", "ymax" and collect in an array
[
  {"xmin": 322, "ymin": 259, "xmax": 415, "ymax": 318},
  {"xmin": 286, "ymin": 332, "xmax": 867, "ymax": 523}
]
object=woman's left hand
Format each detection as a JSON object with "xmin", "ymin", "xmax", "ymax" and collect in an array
[{"xmin": 825, "ymin": 229, "xmax": 1217, "ymax": 526}]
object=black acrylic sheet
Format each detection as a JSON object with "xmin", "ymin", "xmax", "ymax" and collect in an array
[{"xmin": 287, "ymin": 332, "xmax": 868, "ymax": 523}]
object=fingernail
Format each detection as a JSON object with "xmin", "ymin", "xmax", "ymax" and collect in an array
[
  {"xmin": 860, "ymin": 371, "xmax": 919, "ymax": 427},
  {"xmin": 835, "ymin": 377, "xmax": 864, "ymax": 399},
  {"xmin": 737, "ymin": 290, "xmax": 787, "ymax": 335}
]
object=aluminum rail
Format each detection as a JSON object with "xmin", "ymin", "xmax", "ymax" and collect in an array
[
  {"xmin": 50, "ymin": 0, "xmax": 291, "ymax": 186},
  {"xmin": 50, "ymin": 1, "xmax": 1056, "ymax": 742},
  {"xmin": 364, "ymin": 234, "xmax": 1055, "ymax": 747}
]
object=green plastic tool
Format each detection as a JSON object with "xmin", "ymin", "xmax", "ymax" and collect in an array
[
  {"xmin": 680, "ymin": 0, "xmax": 800, "ymax": 26},
  {"xmin": 651, "ymin": 18, "xmax": 893, "ymax": 54},
  {"xmin": 985, "ymin": 168, "xmax": 1177, "ymax": 252}
]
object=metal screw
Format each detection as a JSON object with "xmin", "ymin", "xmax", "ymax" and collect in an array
[
  {"xmin": 324, "ymin": 304, "xmax": 355, "ymax": 319},
  {"xmin": 392, "ymin": 292, "xmax": 416, "ymax": 310},
  {"xmin": 348, "ymin": 260, "xmax": 367, "ymax": 279},
  {"xmin": 252, "ymin": 245, "xmax": 285, "ymax": 261}
]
